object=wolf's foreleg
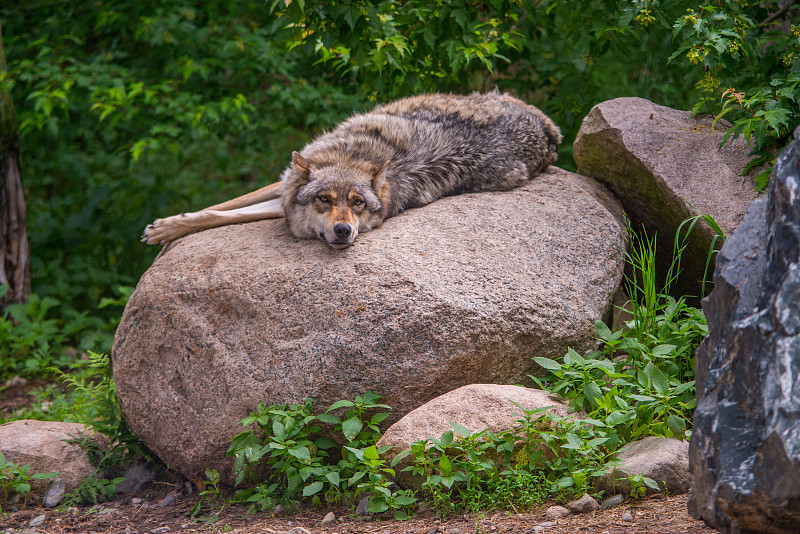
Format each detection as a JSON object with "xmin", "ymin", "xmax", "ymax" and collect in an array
[{"xmin": 142, "ymin": 182, "xmax": 284, "ymax": 245}]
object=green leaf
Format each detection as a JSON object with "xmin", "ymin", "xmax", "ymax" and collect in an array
[
  {"xmin": 533, "ymin": 357, "xmax": 563, "ymax": 371},
  {"xmin": 439, "ymin": 454, "xmax": 453, "ymax": 476},
  {"xmin": 667, "ymin": 414, "xmax": 687, "ymax": 434},
  {"xmin": 288, "ymin": 446, "xmax": 311, "ymax": 463},
  {"xmin": 341, "ymin": 416, "xmax": 363, "ymax": 441},
  {"xmin": 302, "ymin": 481, "xmax": 324, "ymax": 497},
  {"xmin": 325, "ymin": 471, "xmax": 340, "ymax": 487},
  {"xmin": 651, "ymin": 366, "xmax": 670, "ymax": 396},
  {"xmin": 449, "ymin": 421, "xmax": 472, "ymax": 437},
  {"xmin": 368, "ymin": 501, "xmax": 390, "ymax": 513}
]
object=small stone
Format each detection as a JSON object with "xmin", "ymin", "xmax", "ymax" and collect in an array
[
  {"xmin": 288, "ymin": 528, "xmax": 311, "ymax": 534},
  {"xmin": 320, "ymin": 512, "xmax": 336, "ymax": 527},
  {"xmin": 151, "ymin": 527, "xmax": 171, "ymax": 534},
  {"xmin": 273, "ymin": 503, "xmax": 285, "ymax": 516},
  {"xmin": 98, "ymin": 507, "xmax": 118, "ymax": 515},
  {"xmin": 355, "ymin": 493, "xmax": 373, "ymax": 516},
  {"xmin": 43, "ymin": 478, "xmax": 66, "ymax": 508},
  {"xmin": 29, "ymin": 515, "xmax": 46, "ymax": 527},
  {"xmin": 621, "ymin": 510, "xmax": 634, "ymax": 521},
  {"xmin": 527, "ymin": 527, "xmax": 544, "ymax": 534},
  {"xmin": 538, "ymin": 522, "xmax": 556, "ymax": 527},
  {"xmin": 158, "ymin": 493, "xmax": 177, "ymax": 507},
  {"xmin": 545, "ymin": 505, "xmax": 570, "ymax": 520},
  {"xmin": 601, "ymin": 494, "xmax": 624, "ymax": 509},
  {"xmin": 566, "ymin": 493, "xmax": 600, "ymax": 514},
  {"xmin": 132, "ymin": 497, "xmax": 143, "ymax": 505},
  {"xmin": 68, "ymin": 507, "xmax": 79, "ymax": 517}
]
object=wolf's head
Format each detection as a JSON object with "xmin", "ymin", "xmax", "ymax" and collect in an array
[{"xmin": 282, "ymin": 152, "xmax": 391, "ymax": 249}]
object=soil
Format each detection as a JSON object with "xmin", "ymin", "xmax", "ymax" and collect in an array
[{"xmin": 0, "ymin": 484, "xmax": 718, "ymax": 534}]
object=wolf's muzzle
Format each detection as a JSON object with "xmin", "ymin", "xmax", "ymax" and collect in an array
[{"xmin": 334, "ymin": 223, "xmax": 352, "ymax": 239}]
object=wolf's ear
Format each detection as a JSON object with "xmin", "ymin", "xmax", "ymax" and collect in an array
[
  {"xmin": 371, "ymin": 160, "xmax": 391, "ymax": 205},
  {"xmin": 292, "ymin": 151, "xmax": 312, "ymax": 175}
]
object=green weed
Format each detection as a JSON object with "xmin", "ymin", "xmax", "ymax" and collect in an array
[{"xmin": 0, "ymin": 452, "xmax": 58, "ymax": 508}]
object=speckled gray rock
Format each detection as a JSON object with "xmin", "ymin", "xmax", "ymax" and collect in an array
[
  {"xmin": 375, "ymin": 384, "xmax": 575, "ymax": 488},
  {"xmin": 574, "ymin": 97, "xmax": 760, "ymax": 300},
  {"xmin": 112, "ymin": 167, "xmax": 626, "ymax": 482},
  {"xmin": 595, "ymin": 437, "xmax": 690, "ymax": 496},
  {"xmin": 567, "ymin": 493, "xmax": 600, "ymax": 513},
  {"xmin": 0, "ymin": 420, "xmax": 96, "ymax": 495},
  {"xmin": 688, "ymin": 129, "xmax": 800, "ymax": 533}
]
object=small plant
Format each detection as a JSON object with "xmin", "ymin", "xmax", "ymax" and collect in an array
[
  {"xmin": 62, "ymin": 475, "xmax": 126, "ymax": 506},
  {"xmin": 189, "ymin": 468, "xmax": 229, "ymax": 518},
  {"xmin": 0, "ymin": 452, "xmax": 59, "ymax": 506},
  {"xmin": 627, "ymin": 473, "xmax": 661, "ymax": 499},
  {"xmin": 226, "ymin": 392, "xmax": 398, "ymax": 513},
  {"xmin": 50, "ymin": 352, "xmax": 151, "ymax": 469},
  {"xmin": 345, "ymin": 445, "xmax": 416, "ymax": 520}
]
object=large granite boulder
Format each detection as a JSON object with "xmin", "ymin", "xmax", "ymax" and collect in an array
[
  {"xmin": 688, "ymin": 129, "xmax": 800, "ymax": 533},
  {"xmin": 574, "ymin": 97, "xmax": 761, "ymax": 300},
  {"xmin": 112, "ymin": 167, "xmax": 626, "ymax": 482}
]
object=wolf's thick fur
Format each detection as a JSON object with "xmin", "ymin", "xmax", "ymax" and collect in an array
[{"xmin": 142, "ymin": 91, "xmax": 561, "ymax": 248}]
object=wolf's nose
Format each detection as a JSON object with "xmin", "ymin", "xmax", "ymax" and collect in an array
[{"xmin": 334, "ymin": 223, "xmax": 352, "ymax": 239}]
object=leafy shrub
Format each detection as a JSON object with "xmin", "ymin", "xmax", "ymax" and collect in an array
[{"xmin": 219, "ymin": 392, "xmax": 413, "ymax": 518}]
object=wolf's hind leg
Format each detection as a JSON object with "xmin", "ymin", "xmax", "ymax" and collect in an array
[{"xmin": 141, "ymin": 183, "xmax": 284, "ymax": 245}]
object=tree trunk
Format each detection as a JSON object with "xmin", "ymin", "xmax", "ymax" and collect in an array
[{"xmin": 0, "ymin": 19, "xmax": 31, "ymax": 308}]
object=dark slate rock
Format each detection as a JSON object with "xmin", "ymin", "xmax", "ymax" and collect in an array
[{"xmin": 688, "ymin": 128, "xmax": 800, "ymax": 534}]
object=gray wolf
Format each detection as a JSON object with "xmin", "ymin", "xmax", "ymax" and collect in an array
[{"xmin": 141, "ymin": 91, "xmax": 561, "ymax": 249}]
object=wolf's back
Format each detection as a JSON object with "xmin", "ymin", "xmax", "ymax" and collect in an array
[{"xmin": 296, "ymin": 92, "xmax": 562, "ymax": 216}]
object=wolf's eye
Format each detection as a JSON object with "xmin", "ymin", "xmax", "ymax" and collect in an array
[
  {"xmin": 318, "ymin": 195, "xmax": 330, "ymax": 203},
  {"xmin": 352, "ymin": 198, "xmax": 364, "ymax": 206}
]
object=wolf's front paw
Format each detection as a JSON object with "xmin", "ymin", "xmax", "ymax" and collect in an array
[{"xmin": 141, "ymin": 215, "xmax": 188, "ymax": 245}]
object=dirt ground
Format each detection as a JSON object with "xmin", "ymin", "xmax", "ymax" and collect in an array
[{"xmin": 1, "ymin": 484, "xmax": 719, "ymax": 534}]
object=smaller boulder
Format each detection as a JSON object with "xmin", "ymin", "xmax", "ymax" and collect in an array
[
  {"xmin": 0, "ymin": 420, "xmax": 98, "ymax": 496},
  {"xmin": 376, "ymin": 384, "xmax": 573, "ymax": 488},
  {"xmin": 574, "ymin": 97, "xmax": 762, "ymax": 300},
  {"xmin": 595, "ymin": 436, "xmax": 690, "ymax": 496}
]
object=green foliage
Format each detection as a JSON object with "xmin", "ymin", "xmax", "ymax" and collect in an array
[
  {"xmin": 62, "ymin": 475, "xmax": 126, "ymax": 506},
  {"xmin": 627, "ymin": 473, "xmax": 661, "ymax": 499},
  {"xmin": 270, "ymin": 0, "xmax": 525, "ymax": 96},
  {"xmin": 219, "ymin": 392, "xmax": 413, "ymax": 518},
  {"xmin": 0, "ymin": 452, "xmax": 58, "ymax": 506},
  {"xmin": 405, "ymin": 422, "xmax": 548, "ymax": 517},
  {"xmin": 667, "ymin": 1, "xmax": 800, "ymax": 189},
  {"xmin": 0, "ymin": 286, "xmax": 125, "ymax": 381},
  {"xmin": 49, "ymin": 352, "xmax": 151, "ymax": 470}
]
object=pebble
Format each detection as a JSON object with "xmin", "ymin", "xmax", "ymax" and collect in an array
[
  {"xmin": 29, "ymin": 515, "xmax": 46, "ymax": 527},
  {"xmin": 43, "ymin": 478, "xmax": 66, "ymax": 508},
  {"xmin": 320, "ymin": 512, "xmax": 336, "ymax": 527},
  {"xmin": 151, "ymin": 527, "xmax": 171, "ymax": 534},
  {"xmin": 622, "ymin": 510, "xmax": 634, "ymax": 521},
  {"xmin": 158, "ymin": 493, "xmax": 177, "ymax": 507},
  {"xmin": 98, "ymin": 507, "xmax": 118, "ymax": 515},
  {"xmin": 287, "ymin": 528, "xmax": 311, "ymax": 534},
  {"xmin": 566, "ymin": 493, "xmax": 600, "ymax": 513},
  {"xmin": 601, "ymin": 494, "xmax": 624, "ymax": 509},
  {"xmin": 538, "ymin": 522, "xmax": 555, "ymax": 527},
  {"xmin": 132, "ymin": 497, "xmax": 143, "ymax": 505},
  {"xmin": 545, "ymin": 505, "xmax": 570, "ymax": 520}
]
